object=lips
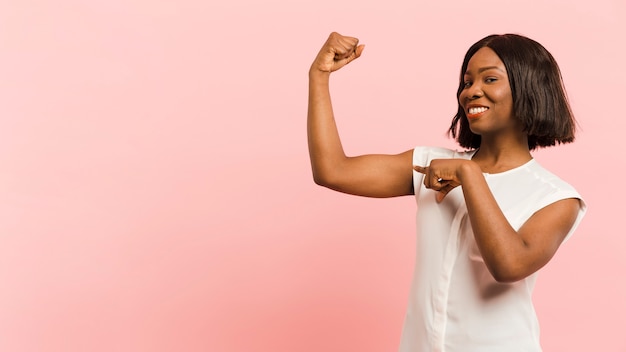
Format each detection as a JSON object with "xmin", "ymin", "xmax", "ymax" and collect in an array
[{"xmin": 466, "ymin": 106, "xmax": 489, "ymax": 119}]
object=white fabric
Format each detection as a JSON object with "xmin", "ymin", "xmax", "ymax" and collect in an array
[{"xmin": 399, "ymin": 147, "xmax": 586, "ymax": 352}]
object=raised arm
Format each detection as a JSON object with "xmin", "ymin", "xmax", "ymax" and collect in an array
[{"xmin": 308, "ymin": 32, "xmax": 413, "ymax": 198}]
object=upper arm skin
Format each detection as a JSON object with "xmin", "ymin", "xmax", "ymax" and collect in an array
[
  {"xmin": 498, "ymin": 197, "xmax": 581, "ymax": 282},
  {"xmin": 312, "ymin": 149, "xmax": 414, "ymax": 198}
]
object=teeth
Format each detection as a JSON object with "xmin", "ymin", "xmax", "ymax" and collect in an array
[{"xmin": 468, "ymin": 107, "xmax": 488, "ymax": 115}]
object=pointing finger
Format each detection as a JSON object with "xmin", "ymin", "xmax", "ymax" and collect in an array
[{"xmin": 413, "ymin": 165, "xmax": 427, "ymax": 174}]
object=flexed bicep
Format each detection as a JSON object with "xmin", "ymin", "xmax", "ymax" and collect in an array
[
  {"xmin": 307, "ymin": 33, "xmax": 413, "ymax": 198},
  {"xmin": 317, "ymin": 150, "xmax": 415, "ymax": 198}
]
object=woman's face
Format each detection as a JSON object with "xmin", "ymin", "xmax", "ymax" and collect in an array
[{"xmin": 459, "ymin": 47, "xmax": 519, "ymax": 138}]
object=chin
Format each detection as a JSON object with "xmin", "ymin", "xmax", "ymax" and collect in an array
[{"xmin": 468, "ymin": 125, "xmax": 483, "ymax": 135}]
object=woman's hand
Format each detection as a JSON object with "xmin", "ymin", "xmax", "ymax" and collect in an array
[
  {"xmin": 310, "ymin": 32, "xmax": 365, "ymax": 74},
  {"xmin": 414, "ymin": 159, "xmax": 479, "ymax": 202}
]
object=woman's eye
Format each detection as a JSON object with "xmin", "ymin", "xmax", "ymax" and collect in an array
[
  {"xmin": 485, "ymin": 77, "xmax": 497, "ymax": 83},
  {"xmin": 463, "ymin": 81, "xmax": 472, "ymax": 88}
]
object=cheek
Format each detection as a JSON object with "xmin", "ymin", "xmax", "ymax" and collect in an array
[
  {"xmin": 494, "ymin": 88, "xmax": 513, "ymax": 106},
  {"xmin": 457, "ymin": 92, "xmax": 466, "ymax": 104}
]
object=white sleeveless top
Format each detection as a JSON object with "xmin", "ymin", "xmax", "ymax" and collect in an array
[{"xmin": 399, "ymin": 147, "xmax": 586, "ymax": 352}]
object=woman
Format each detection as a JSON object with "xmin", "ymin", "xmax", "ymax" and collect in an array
[{"xmin": 307, "ymin": 32, "xmax": 586, "ymax": 351}]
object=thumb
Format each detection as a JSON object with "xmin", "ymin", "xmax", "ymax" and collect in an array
[
  {"xmin": 435, "ymin": 184, "xmax": 455, "ymax": 203},
  {"xmin": 355, "ymin": 44, "xmax": 365, "ymax": 57}
]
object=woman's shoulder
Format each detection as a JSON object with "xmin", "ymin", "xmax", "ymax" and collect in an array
[
  {"xmin": 513, "ymin": 160, "xmax": 585, "ymax": 211},
  {"xmin": 525, "ymin": 160, "xmax": 578, "ymax": 189}
]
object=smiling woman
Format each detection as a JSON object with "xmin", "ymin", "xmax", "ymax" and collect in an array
[
  {"xmin": 451, "ymin": 34, "xmax": 576, "ymax": 151},
  {"xmin": 307, "ymin": 32, "xmax": 586, "ymax": 352},
  {"xmin": 459, "ymin": 47, "xmax": 516, "ymax": 138}
]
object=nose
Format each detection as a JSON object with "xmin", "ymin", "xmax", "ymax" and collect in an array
[{"xmin": 465, "ymin": 82, "xmax": 484, "ymax": 100}]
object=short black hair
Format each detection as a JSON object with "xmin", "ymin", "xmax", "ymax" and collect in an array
[{"xmin": 449, "ymin": 34, "xmax": 576, "ymax": 150}]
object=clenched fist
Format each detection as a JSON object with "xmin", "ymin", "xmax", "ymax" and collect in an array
[{"xmin": 310, "ymin": 32, "xmax": 365, "ymax": 73}]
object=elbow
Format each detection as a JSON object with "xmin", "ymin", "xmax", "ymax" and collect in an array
[
  {"xmin": 312, "ymin": 172, "xmax": 327, "ymax": 187},
  {"xmin": 487, "ymin": 261, "xmax": 532, "ymax": 283},
  {"xmin": 309, "ymin": 154, "xmax": 349, "ymax": 189},
  {"xmin": 491, "ymin": 271, "xmax": 525, "ymax": 284},
  {"xmin": 482, "ymin": 242, "xmax": 540, "ymax": 283},
  {"xmin": 311, "ymin": 169, "xmax": 336, "ymax": 189},
  {"xmin": 310, "ymin": 160, "xmax": 343, "ymax": 189}
]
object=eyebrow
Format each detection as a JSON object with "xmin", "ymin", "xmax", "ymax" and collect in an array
[{"xmin": 464, "ymin": 66, "xmax": 506, "ymax": 75}]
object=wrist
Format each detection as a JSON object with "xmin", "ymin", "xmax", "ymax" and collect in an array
[
  {"xmin": 458, "ymin": 160, "xmax": 482, "ymax": 183},
  {"xmin": 309, "ymin": 63, "xmax": 331, "ymax": 77}
]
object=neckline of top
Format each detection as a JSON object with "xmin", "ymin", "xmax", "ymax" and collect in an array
[{"xmin": 467, "ymin": 149, "xmax": 535, "ymax": 176}]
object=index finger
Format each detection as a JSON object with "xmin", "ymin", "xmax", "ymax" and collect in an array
[{"xmin": 413, "ymin": 165, "xmax": 427, "ymax": 174}]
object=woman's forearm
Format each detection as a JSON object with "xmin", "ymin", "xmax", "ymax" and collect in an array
[
  {"xmin": 458, "ymin": 162, "xmax": 530, "ymax": 282},
  {"xmin": 307, "ymin": 69, "xmax": 347, "ymax": 185}
]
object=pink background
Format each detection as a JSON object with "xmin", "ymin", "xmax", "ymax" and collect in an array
[{"xmin": 1, "ymin": 0, "xmax": 624, "ymax": 351}]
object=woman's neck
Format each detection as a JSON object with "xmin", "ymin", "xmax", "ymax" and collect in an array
[{"xmin": 472, "ymin": 136, "xmax": 532, "ymax": 174}]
